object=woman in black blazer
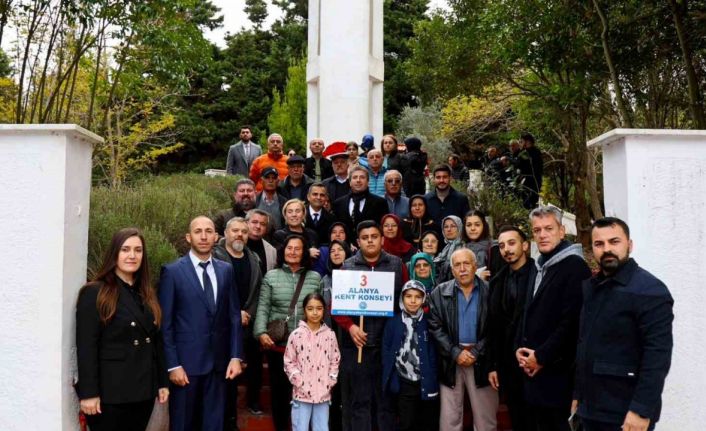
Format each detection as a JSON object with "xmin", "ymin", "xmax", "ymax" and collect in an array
[{"xmin": 76, "ymin": 228, "xmax": 169, "ymax": 431}]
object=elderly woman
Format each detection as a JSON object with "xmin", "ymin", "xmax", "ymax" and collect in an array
[
  {"xmin": 402, "ymin": 195, "xmax": 438, "ymax": 250},
  {"xmin": 408, "ymin": 252, "xmax": 437, "ymax": 296},
  {"xmin": 381, "ymin": 213, "xmax": 417, "ymax": 263},
  {"xmin": 420, "ymin": 230, "xmax": 442, "ymax": 258},
  {"xmin": 434, "ymin": 215, "xmax": 465, "ymax": 283},
  {"xmin": 254, "ymin": 234, "xmax": 321, "ymax": 431},
  {"xmin": 75, "ymin": 228, "xmax": 168, "ymax": 431},
  {"xmin": 272, "ymin": 198, "xmax": 320, "ymax": 258},
  {"xmin": 312, "ymin": 221, "xmax": 356, "ymax": 276}
]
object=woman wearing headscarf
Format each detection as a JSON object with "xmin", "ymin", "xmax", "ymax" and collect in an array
[
  {"xmin": 420, "ymin": 230, "xmax": 442, "ymax": 259},
  {"xmin": 408, "ymin": 252, "xmax": 437, "ymax": 297},
  {"xmin": 312, "ymin": 222, "xmax": 355, "ymax": 276},
  {"xmin": 434, "ymin": 215, "xmax": 465, "ymax": 283},
  {"xmin": 402, "ymin": 195, "xmax": 438, "ymax": 250},
  {"xmin": 382, "ymin": 213, "xmax": 417, "ymax": 263}
]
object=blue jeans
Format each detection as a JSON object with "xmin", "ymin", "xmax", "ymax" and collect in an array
[{"xmin": 291, "ymin": 400, "xmax": 330, "ymax": 431}]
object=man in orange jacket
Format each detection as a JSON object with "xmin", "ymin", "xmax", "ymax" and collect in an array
[{"xmin": 249, "ymin": 133, "xmax": 289, "ymax": 191}]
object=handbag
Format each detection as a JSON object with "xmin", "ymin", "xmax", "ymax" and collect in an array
[{"xmin": 266, "ymin": 272, "xmax": 307, "ymax": 343}]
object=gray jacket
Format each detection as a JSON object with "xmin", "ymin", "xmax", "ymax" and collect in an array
[{"xmin": 226, "ymin": 140, "xmax": 262, "ymax": 177}]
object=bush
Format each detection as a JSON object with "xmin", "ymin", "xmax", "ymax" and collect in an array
[
  {"xmin": 88, "ymin": 173, "xmax": 234, "ymax": 284},
  {"xmin": 460, "ymin": 178, "xmax": 529, "ymax": 236}
]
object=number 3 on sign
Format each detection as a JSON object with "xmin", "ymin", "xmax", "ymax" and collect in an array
[{"xmin": 360, "ymin": 274, "xmax": 368, "ymax": 287}]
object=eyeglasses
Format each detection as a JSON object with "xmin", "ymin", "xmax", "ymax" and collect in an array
[
  {"xmin": 415, "ymin": 262, "xmax": 431, "ymax": 268},
  {"xmin": 383, "ymin": 223, "xmax": 398, "ymax": 229},
  {"xmin": 385, "ymin": 179, "xmax": 401, "ymax": 184}
]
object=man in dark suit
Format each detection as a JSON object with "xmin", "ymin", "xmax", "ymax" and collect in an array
[
  {"xmin": 574, "ymin": 218, "xmax": 673, "ymax": 431},
  {"xmin": 305, "ymin": 182, "xmax": 335, "ymax": 245},
  {"xmin": 322, "ymin": 141, "xmax": 352, "ymax": 204},
  {"xmin": 226, "ymin": 126, "xmax": 262, "ymax": 177},
  {"xmin": 516, "ymin": 206, "xmax": 591, "ymax": 431},
  {"xmin": 159, "ymin": 216, "xmax": 244, "ymax": 431},
  {"xmin": 332, "ymin": 165, "xmax": 388, "ymax": 237},
  {"xmin": 304, "ymin": 138, "xmax": 334, "ymax": 181}
]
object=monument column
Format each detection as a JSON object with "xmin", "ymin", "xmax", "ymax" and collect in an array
[
  {"xmin": 307, "ymin": 0, "xmax": 384, "ymax": 146},
  {"xmin": 588, "ymin": 128, "xmax": 706, "ymax": 429},
  {"xmin": 0, "ymin": 125, "xmax": 100, "ymax": 430}
]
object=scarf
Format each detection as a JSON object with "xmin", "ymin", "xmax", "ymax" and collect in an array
[
  {"xmin": 350, "ymin": 189, "xmax": 370, "ymax": 226},
  {"xmin": 434, "ymin": 215, "xmax": 464, "ymax": 282},
  {"xmin": 382, "ymin": 214, "xmax": 414, "ymax": 257},
  {"xmin": 408, "ymin": 252, "xmax": 436, "ymax": 295}
]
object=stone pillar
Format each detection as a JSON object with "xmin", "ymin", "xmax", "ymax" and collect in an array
[
  {"xmin": 307, "ymin": 0, "xmax": 384, "ymax": 148},
  {"xmin": 588, "ymin": 128, "xmax": 706, "ymax": 429},
  {"xmin": 0, "ymin": 125, "xmax": 100, "ymax": 430}
]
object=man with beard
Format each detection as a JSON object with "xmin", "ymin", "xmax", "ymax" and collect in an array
[
  {"xmin": 213, "ymin": 217, "xmax": 265, "ymax": 428},
  {"xmin": 332, "ymin": 166, "xmax": 388, "ymax": 237},
  {"xmin": 215, "ymin": 179, "xmax": 257, "ymax": 236},
  {"xmin": 226, "ymin": 125, "xmax": 261, "ymax": 177},
  {"xmin": 487, "ymin": 226, "xmax": 533, "ymax": 431},
  {"xmin": 573, "ymin": 218, "xmax": 673, "ymax": 431},
  {"xmin": 516, "ymin": 206, "xmax": 591, "ymax": 431},
  {"xmin": 424, "ymin": 165, "xmax": 470, "ymax": 232}
]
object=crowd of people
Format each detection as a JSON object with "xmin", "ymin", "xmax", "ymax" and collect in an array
[{"xmin": 74, "ymin": 131, "xmax": 674, "ymax": 431}]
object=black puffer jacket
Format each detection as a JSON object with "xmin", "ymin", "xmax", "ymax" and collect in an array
[{"xmin": 428, "ymin": 277, "xmax": 491, "ymax": 388}]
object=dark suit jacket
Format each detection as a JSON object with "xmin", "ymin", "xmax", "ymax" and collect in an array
[
  {"xmin": 322, "ymin": 176, "xmax": 351, "ymax": 204},
  {"xmin": 158, "ymin": 255, "xmax": 242, "ymax": 376},
  {"xmin": 304, "ymin": 156, "xmax": 334, "ymax": 181},
  {"xmin": 76, "ymin": 281, "xmax": 168, "ymax": 404},
  {"xmin": 332, "ymin": 192, "xmax": 388, "ymax": 236},
  {"xmin": 305, "ymin": 207, "xmax": 336, "ymax": 245}
]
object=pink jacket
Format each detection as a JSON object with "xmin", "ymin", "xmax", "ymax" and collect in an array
[{"xmin": 284, "ymin": 321, "xmax": 341, "ymax": 403}]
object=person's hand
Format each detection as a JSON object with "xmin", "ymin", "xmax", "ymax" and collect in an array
[
  {"xmin": 488, "ymin": 371, "xmax": 500, "ymax": 390},
  {"xmin": 259, "ymin": 334, "xmax": 275, "ymax": 350},
  {"xmin": 241, "ymin": 310, "xmax": 250, "ymax": 326},
  {"xmin": 80, "ymin": 397, "xmax": 101, "ymax": 415},
  {"xmin": 571, "ymin": 399, "xmax": 578, "ymax": 414},
  {"xmin": 169, "ymin": 367, "xmax": 190, "ymax": 386},
  {"xmin": 348, "ymin": 324, "xmax": 368, "ymax": 348},
  {"xmin": 226, "ymin": 359, "xmax": 243, "ymax": 379},
  {"xmin": 309, "ymin": 247, "xmax": 321, "ymax": 259},
  {"xmin": 476, "ymin": 266, "xmax": 491, "ymax": 281},
  {"xmin": 456, "ymin": 350, "xmax": 475, "ymax": 367},
  {"xmin": 622, "ymin": 411, "xmax": 650, "ymax": 431},
  {"xmin": 158, "ymin": 388, "xmax": 169, "ymax": 404},
  {"xmin": 516, "ymin": 347, "xmax": 542, "ymax": 376}
]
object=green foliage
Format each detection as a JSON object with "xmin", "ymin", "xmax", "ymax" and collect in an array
[
  {"xmin": 267, "ymin": 57, "xmax": 307, "ymax": 155},
  {"xmin": 395, "ymin": 103, "xmax": 450, "ymax": 167},
  {"xmin": 463, "ymin": 179, "xmax": 529, "ymax": 234},
  {"xmin": 244, "ymin": 0, "xmax": 268, "ymax": 27},
  {"xmin": 88, "ymin": 173, "xmax": 233, "ymax": 283},
  {"xmin": 0, "ymin": 49, "xmax": 11, "ymax": 77}
]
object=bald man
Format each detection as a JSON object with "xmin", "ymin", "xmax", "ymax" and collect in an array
[{"xmin": 159, "ymin": 216, "xmax": 244, "ymax": 431}]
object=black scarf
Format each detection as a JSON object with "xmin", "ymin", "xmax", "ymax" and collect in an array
[{"xmin": 350, "ymin": 189, "xmax": 370, "ymax": 226}]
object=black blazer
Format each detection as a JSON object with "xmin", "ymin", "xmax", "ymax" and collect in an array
[
  {"xmin": 76, "ymin": 281, "xmax": 168, "ymax": 404},
  {"xmin": 305, "ymin": 207, "xmax": 336, "ymax": 245},
  {"xmin": 332, "ymin": 192, "xmax": 388, "ymax": 236},
  {"xmin": 304, "ymin": 156, "xmax": 334, "ymax": 181}
]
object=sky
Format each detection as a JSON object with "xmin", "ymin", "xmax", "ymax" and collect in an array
[{"xmin": 204, "ymin": 0, "xmax": 450, "ymax": 48}]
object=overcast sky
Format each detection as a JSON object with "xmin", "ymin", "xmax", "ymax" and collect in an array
[{"xmin": 204, "ymin": 0, "xmax": 450, "ymax": 48}]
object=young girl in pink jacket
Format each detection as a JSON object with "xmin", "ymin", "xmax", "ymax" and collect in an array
[{"xmin": 284, "ymin": 293, "xmax": 341, "ymax": 431}]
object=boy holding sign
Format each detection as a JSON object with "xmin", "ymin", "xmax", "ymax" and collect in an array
[{"xmin": 332, "ymin": 220, "xmax": 407, "ymax": 431}]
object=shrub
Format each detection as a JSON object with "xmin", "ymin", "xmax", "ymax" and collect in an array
[
  {"xmin": 460, "ymin": 178, "xmax": 529, "ymax": 236},
  {"xmin": 88, "ymin": 174, "xmax": 234, "ymax": 284}
]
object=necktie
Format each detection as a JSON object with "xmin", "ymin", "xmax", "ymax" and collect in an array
[
  {"xmin": 198, "ymin": 261, "xmax": 216, "ymax": 313},
  {"xmin": 315, "ymin": 160, "xmax": 321, "ymax": 180},
  {"xmin": 244, "ymin": 144, "xmax": 249, "ymax": 160},
  {"xmin": 313, "ymin": 213, "xmax": 319, "ymax": 226}
]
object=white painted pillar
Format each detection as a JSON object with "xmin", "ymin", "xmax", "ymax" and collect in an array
[
  {"xmin": 588, "ymin": 128, "xmax": 706, "ymax": 429},
  {"xmin": 0, "ymin": 125, "xmax": 100, "ymax": 430},
  {"xmin": 307, "ymin": 0, "xmax": 384, "ymax": 148}
]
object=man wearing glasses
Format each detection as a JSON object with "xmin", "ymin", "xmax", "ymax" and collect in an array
[{"xmin": 384, "ymin": 170, "xmax": 409, "ymax": 219}]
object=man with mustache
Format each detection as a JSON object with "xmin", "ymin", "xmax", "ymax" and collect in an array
[
  {"xmin": 215, "ymin": 179, "xmax": 258, "ymax": 236},
  {"xmin": 487, "ymin": 226, "xmax": 533, "ymax": 431},
  {"xmin": 213, "ymin": 217, "xmax": 266, "ymax": 428},
  {"xmin": 573, "ymin": 217, "xmax": 673, "ymax": 431}
]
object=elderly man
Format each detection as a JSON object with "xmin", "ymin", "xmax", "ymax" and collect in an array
[
  {"xmin": 516, "ymin": 206, "xmax": 591, "ymax": 431},
  {"xmin": 214, "ymin": 178, "xmax": 257, "ymax": 236},
  {"xmin": 365, "ymin": 148, "xmax": 387, "ymax": 197},
  {"xmin": 573, "ymin": 218, "xmax": 673, "ymax": 431},
  {"xmin": 213, "ymin": 217, "xmax": 265, "ymax": 426},
  {"xmin": 384, "ymin": 169, "xmax": 409, "ymax": 219},
  {"xmin": 249, "ymin": 133, "xmax": 289, "ymax": 191},
  {"xmin": 278, "ymin": 155, "xmax": 313, "ymax": 201},
  {"xmin": 322, "ymin": 141, "xmax": 352, "ymax": 204},
  {"xmin": 226, "ymin": 125, "xmax": 262, "ymax": 177},
  {"xmin": 331, "ymin": 165, "xmax": 388, "ymax": 237},
  {"xmin": 428, "ymin": 248, "xmax": 498, "ymax": 431},
  {"xmin": 304, "ymin": 138, "xmax": 334, "ymax": 181},
  {"xmin": 255, "ymin": 167, "xmax": 287, "ymax": 232}
]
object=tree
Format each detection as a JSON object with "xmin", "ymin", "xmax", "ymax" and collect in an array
[
  {"xmin": 267, "ymin": 57, "xmax": 307, "ymax": 155},
  {"xmin": 244, "ymin": 0, "xmax": 267, "ymax": 28}
]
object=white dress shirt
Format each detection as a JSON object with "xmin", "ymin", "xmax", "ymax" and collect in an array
[{"xmin": 188, "ymin": 250, "xmax": 218, "ymax": 301}]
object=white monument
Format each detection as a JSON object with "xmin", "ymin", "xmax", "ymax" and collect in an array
[
  {"xmin": 588, "ymin": 128, "xmax": 706, "ymax": 429},
  {"xmin": 0, "ymin": 125, "xmax": 99, "ymax": 430},
  {"xmin": 306, "ymin": 0, "xmax": 384, "ymax": 146}
]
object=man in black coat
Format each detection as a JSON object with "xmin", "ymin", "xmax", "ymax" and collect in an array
[
  {"xmin": 516, "ymin": 206, "xmax": 591, "ymax": 431},
  {"xmin": 573, "ymin": 217, "xmax": 673, "ymax": 431},
  {"xmin": 487, "ymin": 226, "xmax": 533, "ymax": 431},
  {"xmin": 322, "ymin": 143, "xmax": 352, "ymax": 204},
  {"xmin": 424, "ymin": 164, "xmax": 471, "ymax": 232},
  {"xmin": 305, "ymin": 182, "xmax": 335, "ymax": 245},
  {"xmin": 332, "ymin": 165, "xmax": 388, "ymax": 237},
  {"xmin": 304, "ymin": 138, "xmax": 334, "ymax": 181},
  {"xmin": 518, "ymin": 133, "xmax": 543, "ymax": 209}
]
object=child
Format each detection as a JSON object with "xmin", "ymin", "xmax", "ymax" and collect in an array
[
  {"xmin": 284, "ymin": 293, "xmax": 341, "ymax": 431},
  {"xmin": 382, "ymin": 280, "xmax": 440, "ymax": 431}
]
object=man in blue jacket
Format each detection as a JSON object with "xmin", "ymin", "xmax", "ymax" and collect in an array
[{"xmin": 573, "ymin": 217, "xmax": 673, "ymax": 431}]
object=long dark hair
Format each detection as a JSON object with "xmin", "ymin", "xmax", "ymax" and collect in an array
[
  {"xmin": 462, "ymin": 210, "xmax": 491, "ymax": 242},
  {"xmin": 82, "ymin": 228, "xmax": 162, "ymax": 327},
  {"xmin": 301, "ymin": 292, "xmax": 327, "ymax": 322},
  {"xmin": 276, "ymin": 233, "xmax": 311, "ymax": 271}
]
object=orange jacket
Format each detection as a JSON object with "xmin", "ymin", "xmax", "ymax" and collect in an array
[{"xmin": 249, "ymin": 153, "xmax": 289, "ymax": 191}]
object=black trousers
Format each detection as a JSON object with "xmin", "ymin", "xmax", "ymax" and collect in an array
[
  {"xmin": 527, "ymin": 405, "xmax": 571, "ymax": 431},
  {"xmin": 581, "ymin": 418, "xmax": 656, "ymax": 431},
  {"xmin": 266, "ymin": 350, "xmax": 292, "ymax": 431},
  {"xmin": 395, "ymin": 377, "xmax": 439, "ymax": 431},
  {"xmin": 225, "ymin": 334, "xmax": 263, "ymax": 427},
  {"xmin": 85, "ymin": 399, "xmax": 154, "ymax": 431},
  {"xmin": 340, "ymin": 347, "xmax": 394, "ymax": 431},
  {"xmin": 499, "ymin": 364, "xmax": 530, "ymax": 431}
]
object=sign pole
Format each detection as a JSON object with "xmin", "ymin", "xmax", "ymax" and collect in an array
[{"xmin": 357, "ymin": 316, "xmax": 364, "ymax": 363}]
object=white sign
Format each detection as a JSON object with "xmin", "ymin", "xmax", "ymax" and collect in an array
[{"xmin": 331, "ymin": 270, "xmax": 395, "ymax": 317}]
